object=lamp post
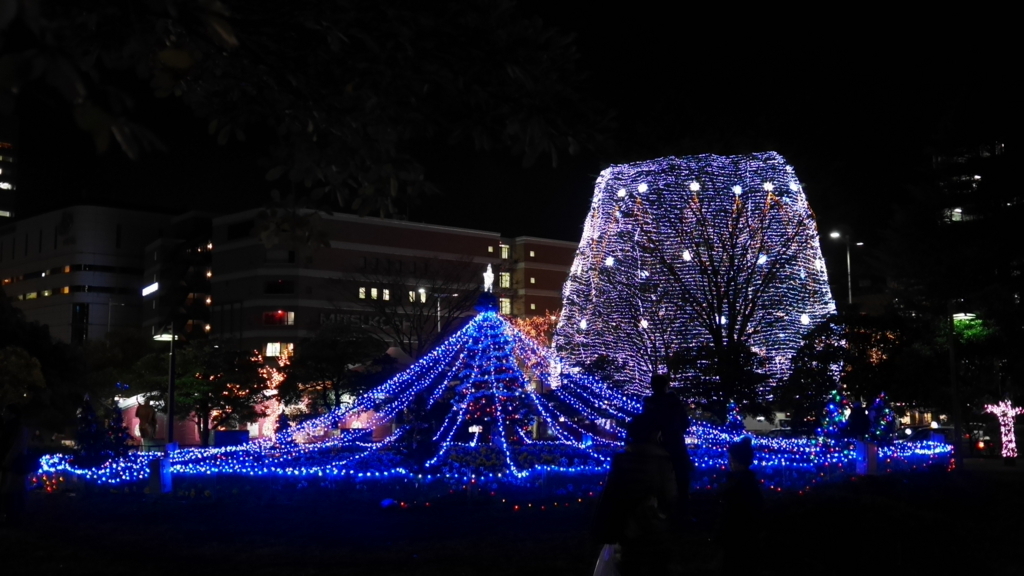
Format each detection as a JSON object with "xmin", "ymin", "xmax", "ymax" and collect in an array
[
  {"xmin": 419, "ymin": 288, "xmax": 459, "ymax": 335},
  {"xmin": 829, "ymin": 232, "xmax": 863, "ymax": 306},
  {"xmin": 153, "ymin": 329, "xmax": 177, "ymax": 449},
  {"xmin": 948, "ymin": 301, "xmax": 965, "ymax": 469},
  {"xmin": 146, "ymin": 281, "xmax": 178, "ymax": 451}
]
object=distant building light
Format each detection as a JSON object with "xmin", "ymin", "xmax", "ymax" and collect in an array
[
  {"xmin": 0, "ymin": 210, "xmax": 10, "ymax": 218},
  {"xmin": 142, "ymin": 282, "xmax": 159, "ymax": 296}
]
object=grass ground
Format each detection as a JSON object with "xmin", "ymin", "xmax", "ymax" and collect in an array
[{"xmin": 1, "ymin": 459, "xmax": 1020, "ymax": 576}]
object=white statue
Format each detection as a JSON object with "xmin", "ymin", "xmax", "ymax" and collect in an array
[{"xmin": 483, "ymin": 264, "xmax": 494, "ymax": 293}]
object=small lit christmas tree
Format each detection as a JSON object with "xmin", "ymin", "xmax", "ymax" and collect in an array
[
  {"xmin": 725, "ymin": 401, "xmax": 745, "ymax": 433},
  {"xmin": 103, "ymin": 401, "xmax": 133, "ymax": 459},
  {"xmin": 819, "ymin": 387, "xmax": 849, "ymax": 438},
  {"xmin": 868, "ymin": 392, "xmax": 897, "ymax": 443}
]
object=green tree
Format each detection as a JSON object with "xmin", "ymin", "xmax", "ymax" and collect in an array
[
  {"xmin": 668, "ymin": 341, "xmax": 771, "ymax": 423},
  {"xmin": 0, "ymin": 346, "xmax": 46, "ymax": 411},
  {"xmin": 1, "ymin": 0, "xmax": 608, "ymax": 217},
  {"xmin": 0, "ymin": 288, "xmax": 85, "ymax": 429},
  {"xmin": 279, "ymin": 323, "xmax": 391, "ymax": 412},
  {"xmin": 776, "ymin": 318, "xmax": 844, "ymax": 433},
  {"xmin": 133, "ymin": 342, "xmax": 265, "ymax": 446},
  {"xmin": 82, "ymin": 328, "xmax": 160, "ymax": 401}
]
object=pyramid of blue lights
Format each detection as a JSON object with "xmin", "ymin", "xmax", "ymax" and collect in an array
[{"xmin": 39, "ymin": 294, "xmax": 641, "ymax": 485}]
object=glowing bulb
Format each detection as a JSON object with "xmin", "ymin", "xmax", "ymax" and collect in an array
[
  {"xmin": 579, "ymin": 319, "xmax": 587, "ymax": 330},
  {"xmin": 682, "ymin": 249, "xmax": 692, "ymax": 261},
  {"xmin": 637, "ymin": 183, "xmax": 648, "ymax": 193},
  {"xmin": 732, "ymin": 185, "xmax": 742, "ymax": 195},
  {"xmin": 689, "ymin": 182, "xmax": 700, "ymax": 192},
  {"xmin": 800, "ymin": 314, "xmax": 810, "ymax": 325},
  {"xmin": 617, "ymin": 189, "xmax": 627, "ymax": 198},
  {"xmin": 640, "ymin": 319, "xmax": 648, "ymax": 329},
  {"xmin": 757, "ymin": 254, "xmax": 767, "ymax": 265},
  {"xmin": 789, "ymin": 182, "xmax": 800, "ymax": 191},
  {"xmin": 604, "ymin": 257, "xmax": 614, "ymax": 266},
  {"xmin": 763, "ymin": 182, "xmax": 774, "ymax": 192}
]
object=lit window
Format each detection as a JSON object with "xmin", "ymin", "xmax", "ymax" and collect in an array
[
  {"xmin": 420, "ymin": 290, "xmax": 427, "ymax": 303},
  {"xmin": 61, "ymin": 286, "xmax": 70, "ymax": 294},
  {"xmin": 41, "ymin": 289, "xmax": 52, "ymax": 297},
  {"xmin": 359, "ymin": 287, "xmax": 366, "ymax": 299},
  {"xmin": 25, "ymin": 292, "xmax": 37, "ymax": 299},
  {"xmin": 530, "ymin": 277, "xmax": 536, "ymax": 284},
  {"xmin": 499, "ymin": 298, "xmax": 511, "ymax": 315},
  {"xmin": 530, "ymin": 303, "xmax": 536, "ymax": 310},
  {"xmin": 371, "ymin": 287, "xmax": 378, "ymax": 300},
  {"xmin": 408, "ymin": 290, "xmax": 416, "ymax": 302},
  {"xmin": 0, "ymin": 210, "xmax": 10, "ymax": 218},
  {"xmin": 263, "ymin": 311, "xmax": 295, "ymax": 325},
  {"xmin": 64, "ymin": 265, "xmax": 70, "ymax": 273},
  {"xmin": 488, "ymin": 246, "xmax": 494, "ymax": 253},
  {"xmin": 529, "ymin": 250, "xmax": 535, "ymax": 258},
  {"xmin": 382, "ymin": 288, "xmax": 390, "ymax": 301},
  {"xmin": 265, "ymin": 342, "xmax": 294, "ymax": 357},
  {"xmin": 499, "ymin": 272, "xmax": 511, "ymax": 289},
  {"xmin": 500, "ymin": 245, "xmax": 510, "ymax": 259}
]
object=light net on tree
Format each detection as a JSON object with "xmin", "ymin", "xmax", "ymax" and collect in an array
[{"xmin": 554, "ymin": 153, "xmax": 836, "ymax": 395}]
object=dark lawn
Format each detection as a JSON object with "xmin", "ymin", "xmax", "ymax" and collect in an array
[{"xmin": 1, "ymin": 459, "xmax": 1021, "ymax": 576}]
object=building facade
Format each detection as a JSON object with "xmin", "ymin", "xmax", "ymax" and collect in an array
[
  {"xmin": 2, "ymin": 205, "xmax": 578, "ymax": 354},
  {"xmin": 0, "ymin": 139, "xmax": 14, "ymax": 219},
  {"xmin": 0, "ymin": 205, "xmax": 170, "ymax": 343},
  {"xmin": 208, "ymin": 209, "xmax": 576, "ymax": 358}
]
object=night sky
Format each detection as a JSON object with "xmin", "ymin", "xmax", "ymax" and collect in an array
[{"xmin": 8, "ymin": 4, "xmax": 1014, "ymax": 254}]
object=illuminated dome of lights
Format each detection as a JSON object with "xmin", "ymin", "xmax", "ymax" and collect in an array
[{"xmin": 554, "ymin": 152, "xmax": 836, "ymax": 394}]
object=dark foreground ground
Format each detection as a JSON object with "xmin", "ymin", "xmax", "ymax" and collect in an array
[{"xmin": 2, "ymin": 459, "xmax": 1021, "ymax": 576}]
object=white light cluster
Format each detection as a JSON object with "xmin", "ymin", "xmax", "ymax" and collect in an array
[{"xmin": 553, "ymin": 153, "xmax": 836, "ymax": 394}]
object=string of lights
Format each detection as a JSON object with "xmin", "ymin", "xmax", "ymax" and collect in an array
[
  {"xmin": 553, "ymin": 153, "xmax": 836, "ymax": 395},
  {"xmin": 984, "ymin": 400, "xmax": 1023, "ymax": 458}
]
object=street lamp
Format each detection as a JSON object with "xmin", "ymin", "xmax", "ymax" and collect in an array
[
  {"xmin": 829, "ymin": 231, "xmax": 863, "ymax": 306},
  {"xmin": 153, "ymin": 329, "xmax": 178, "ymax": 450},
  {"xmin": 419, "ymin": 288, "xmax": 459, "ymax": 335},
  {"xmin": 145, "ymin": 281, "xmax": 178, "ymax": 452}
]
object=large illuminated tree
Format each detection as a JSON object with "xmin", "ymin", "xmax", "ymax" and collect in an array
[{"xmin": 554, "ymin": 153, "xmax": 836, "ymax": 400}]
